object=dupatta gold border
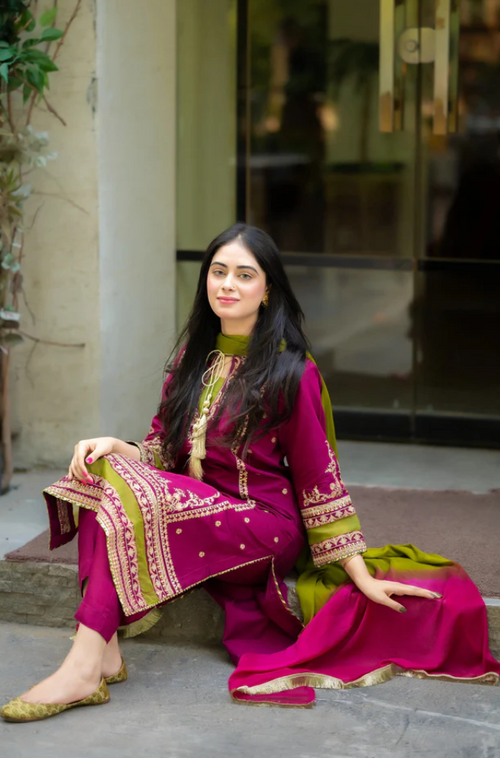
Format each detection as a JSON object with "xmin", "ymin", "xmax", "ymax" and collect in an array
[{"xmin": 230, "ymin": 666, "xmax": 499, "ymax": 707}]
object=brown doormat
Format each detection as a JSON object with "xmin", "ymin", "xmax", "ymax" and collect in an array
[{"xmin": 5, "ymin": 486, "xmax": 500, "ymax": 597}]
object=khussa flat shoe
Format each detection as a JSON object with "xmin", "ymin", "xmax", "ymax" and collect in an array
[
  {"xmin": 0, "ymin": 678, "xmax": 110, "ymax": 723},
  {"xmin": 105, "ymin": 657, "xmax": 128, "ymax": 685}
]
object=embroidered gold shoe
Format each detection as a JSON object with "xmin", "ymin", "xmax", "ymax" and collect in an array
[
  {"xmin": 105, "ymin": 657, "xmax": 128, "ymax": 685},
  {"xmin": 0, "ymin": 678, "xmax": 110, "ymax": 723}
]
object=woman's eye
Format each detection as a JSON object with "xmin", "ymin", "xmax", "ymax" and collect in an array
[{"xmin": 239, "ymin": 273, "xmax": 251, "ymax": 280}]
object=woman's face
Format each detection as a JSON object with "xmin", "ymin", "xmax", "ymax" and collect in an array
[{"xmin": 206, "ymin": 240, "xmax": 268, "ymax": 335}]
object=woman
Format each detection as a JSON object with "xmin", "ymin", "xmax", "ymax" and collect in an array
[{"xmin": 2, "ymin": 224, "xmax": 499, "ymax": 720}]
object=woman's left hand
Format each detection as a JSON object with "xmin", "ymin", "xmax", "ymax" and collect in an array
[{"xmin": 359, "ymin": 577, "xmax": 442, "ymax": 613}]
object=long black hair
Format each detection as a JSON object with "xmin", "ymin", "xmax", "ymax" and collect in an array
[{"xmin": 159, "ymin": 223, "xmax": 310, "ymax": 459}]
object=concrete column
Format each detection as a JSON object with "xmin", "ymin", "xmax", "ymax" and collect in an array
[{"xmin": 96, "ymin": 0, "xmax": 177, "ymax": 440}]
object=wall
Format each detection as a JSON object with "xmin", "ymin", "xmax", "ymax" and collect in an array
[
  {"xmin": 97, "ymin": 0, "xmax": 177, "ymax": 441},
  {"xmin": 11, "ymin": 0, "xmax": 177, "ymax": 468},
  {"xmin": 11, "ymin": 0, "xmax": 101, "ymax": 468}
]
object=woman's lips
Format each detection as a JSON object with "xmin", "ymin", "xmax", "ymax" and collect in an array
[{"xmin": 218, "ymin": 297, "xmax": 239, "ymax": 303}]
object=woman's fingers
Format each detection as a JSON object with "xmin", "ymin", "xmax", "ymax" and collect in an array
[
  {"xmin": 392, "ymin": 583, "xmax": 442, "ymax": 600},
  {"xmin": 72, "ymin": 442, "xmax": 93, "ymax": 482},
  {"xmin": 380, "ymin": 594, "xmax": 407, "ymax": 613}
]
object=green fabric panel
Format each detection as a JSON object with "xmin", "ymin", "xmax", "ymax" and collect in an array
[
  {"xmin": 87, "ymin": 457, "xmax": 159, "ymax": 606},
  {"xmin": 296, "ymin": 543, "xmax": 455, "ymax": 624},
  {"xmin": 306, "ymin": 514, "xmax": 362, "ymax": 546},
  {"xmin": 198, "ymin": 376, "xmax": 225, "ymax": 413},
  {"xmin": 152, "ymin": 451, "xmax": 164, "ymax": 470}
]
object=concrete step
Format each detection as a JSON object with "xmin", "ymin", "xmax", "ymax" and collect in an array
[{"xmin": 1, "ymin": 559, "xmax": 499, "ymax": 661}]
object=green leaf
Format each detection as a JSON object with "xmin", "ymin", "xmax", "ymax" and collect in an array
[
  {"xmin": 22, "ymin": 83, "xmax": 31, "ymax": 103},
  {"xmin": 7, "ymin": 75, "xmax": 22, "ymax": 90},
  {"xmin": 40, "ymin": 7, "xmax": 58, "ymax": 28},
  {"xmin": 26, "ymin": 66, "xmax": 45, "ymax": 94},
  {"xmin": 0, "ymin": 63, "xmax": 8, "ymax": 84},
  {"xmin": 25, "ymin": 50, "xmax": 58, "ymax": 72},
  {"xmin": 0, "ymin": 48, "xmax": 14, "ymax": 62},
  {"xmin": 40, "ymin": 28, "xmax": 64, "ymax": 42},
  {"xmin": 22, "ymin": 38, "xmax": 41, "ymax": 49},
  {"xmin": 17, "ymin": 9, "xmax": 36, "ymax": 33}
]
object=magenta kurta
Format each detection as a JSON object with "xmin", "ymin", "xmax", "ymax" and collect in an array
[{"xmin": 44, "ymin": 359, "xmax": 363, "ymax": 647}]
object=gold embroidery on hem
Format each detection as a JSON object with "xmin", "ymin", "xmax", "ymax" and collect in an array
[
  {"xmin": 120, "ymin": 608, "xmax": 163, "ymax": 639},
  {"xmin": 230, "ymin": 665, "xmax": 499, "ymax": 706}
]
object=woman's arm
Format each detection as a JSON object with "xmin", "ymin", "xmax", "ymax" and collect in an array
[
  {"xmin": 281, "ymin": 360, "xmax": 441, "ymax": 612},
  {"xmin": 110, "ymin": 439, "xmax": 141, "ymax": 461},
  {"xmin": 278, "ymin": 360, "xmax": 367, "ymax": 565}
]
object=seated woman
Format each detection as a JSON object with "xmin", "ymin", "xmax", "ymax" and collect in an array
[{"xmin": 2, "ymin": 223, "xmax": 499, "ymax": 721}]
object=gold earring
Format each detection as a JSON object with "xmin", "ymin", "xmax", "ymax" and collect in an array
[{"xmin": 262, "ymin": 291, "xmax": 269, "ymax": 308}]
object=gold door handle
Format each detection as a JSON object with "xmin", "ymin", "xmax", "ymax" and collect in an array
[
  {"xmin": 433, "ymin": 0, "xmax": 459, "ymax": 135},
  {"xmin": 380, "ymin": 0, "xmax": 396, "ymax": 132},
  {"xmin": 379, "ymin": 0, "xmax": 405, "ymax": 132}
]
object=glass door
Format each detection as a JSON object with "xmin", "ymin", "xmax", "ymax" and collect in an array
[
  {"xmin": 241, "ymin": 0, "xmax": 500, "ymax": 445},
  {"xmin": 244, "ymin": 0, "xmax": 420, "ymax": 438},
  {"xmin": 415, "ymin": 0, "xmax": 500, "ymax": 445}
]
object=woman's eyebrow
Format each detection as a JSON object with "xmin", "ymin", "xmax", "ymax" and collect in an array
[{"xmin": 211, "ymin": 261, "xmax": 259, "ymax": 274}]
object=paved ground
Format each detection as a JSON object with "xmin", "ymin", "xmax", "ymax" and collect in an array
[{"xmin": 1, "ymin": 623, "xmax": 499, "ymax": 758}]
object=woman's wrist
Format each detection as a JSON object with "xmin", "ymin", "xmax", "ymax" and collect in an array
[
  {"xmin": 109, "ymin": 438, "xmax": 129, "ymax": 455},
  {"xmin": 341, "ymin": 553, "xmax": 373, "ymax": 590}
]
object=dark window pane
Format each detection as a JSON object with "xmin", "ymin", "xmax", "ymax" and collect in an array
[
  {"xmin": 286, "ymin": 265, "xmax": 413, "ymax": 410},
  {"xmin": 415, "ymin": 268, "xmax": 500, "ymax": 415}
]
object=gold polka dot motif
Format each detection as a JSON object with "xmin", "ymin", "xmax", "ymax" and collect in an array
[
  {"xmin": 176, "ymin": 529, "xmax": 182, "ymax": 534},
  {"xmin": 274, "ymin": 537, "xmax": 279, "ymax": 543},
  {"xmin": 199, "ymin": 552, "xmax": 205, "ymax": 558},
  {"xmin": 244, "ymin": 517, "xmax": 250, "ymax": 523},
  {"xmin": 240, "ymin": 544, "xmax": 245, "ymax": 550},
  {"xmin": 282, "ymin": 488, "xmax": 288, "ymax": 495},
  {"xmin": 215, "ymin": 521, "xmax": 221, "ymax": 527}
]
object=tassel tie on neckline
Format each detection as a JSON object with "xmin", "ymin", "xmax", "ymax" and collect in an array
[{"xmin": 188, "ymin": 349, "xmax": 227, "ymax": 481}]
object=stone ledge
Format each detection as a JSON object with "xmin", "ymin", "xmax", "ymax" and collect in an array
[{"xmin": 0, "ymin": 559, "xmax": 499, "ymax": 659}]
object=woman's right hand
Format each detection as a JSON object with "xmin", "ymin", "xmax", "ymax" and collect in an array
[{"xmin": 68, "ymin": 437, "xmax": 118, "ymax": 483}]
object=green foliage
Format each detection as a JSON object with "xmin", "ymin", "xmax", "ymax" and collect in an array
[
  {"xmin": 0, "ymin": 1, "xmax": 63, "ymax": 350},
  {"xmin": 0, "ymin": 2, "xmax": 61, "ymax": 99}
]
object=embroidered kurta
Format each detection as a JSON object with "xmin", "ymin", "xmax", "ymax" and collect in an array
[{"xmin": 44, "ymin": 358, "xmax": 365, "ymax": 630}]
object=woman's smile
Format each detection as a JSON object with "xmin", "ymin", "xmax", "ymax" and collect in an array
[{"xmin": 217, "ymin": 296, "xmax": 240, "ymax": 304}]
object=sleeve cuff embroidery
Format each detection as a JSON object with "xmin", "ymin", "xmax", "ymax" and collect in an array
[
  {"xmin": 310, "ymin": 531, "xmax": 367, "ymax": 567},
  {"xmin": 301, "ymin": 494, "xmax": 355, "ymax": 529}
]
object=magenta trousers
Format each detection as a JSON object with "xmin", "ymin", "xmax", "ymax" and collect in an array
[
  {"xmin": 76, "ymin": 508, "xmax": 150, "ymax": 642},
  {"xmin": 75, "ymin": 508, "xmax": 303, "ymax": 660}
]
